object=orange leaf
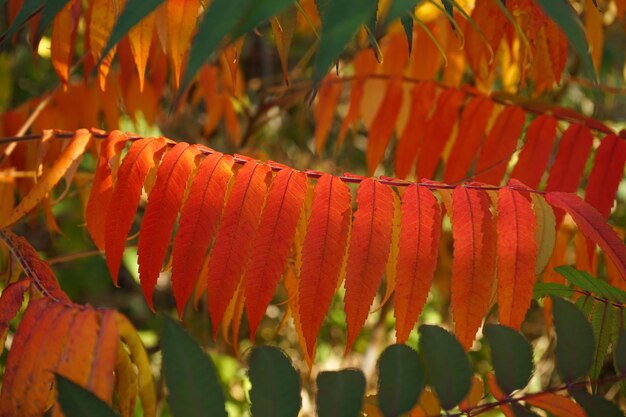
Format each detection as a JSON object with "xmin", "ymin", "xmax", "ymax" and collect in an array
[
  {"xmin": 105, "ymin": 137, "xmax": 167, "ymax": 285},
  {"xmin": 510, "ymin": 115, "xmax": 557, "ymax": 188},
  {"xmin": 366, "ymin": 79, "xmax": 405, "ymax": 174},
  {"xmin": 86, "ymin": 310, "xmax": 119, "ymax": 403},
  {"xmin": 314, "ymin": 74, "xmax": 343, "ymax": 154},
  {"xmin": 138, "ymin": 143, "xmax": 199, "ymax": 309},
  {"xmin": 89, "ymin": 0, "xmax": 119, "ymax": 90},
  {"xmin": 545, "ymin": 192, "xmax": 626, "ymax": 280},
  {"xmin": 245, "ymin": 168, "xmax": 307, "ymax": 340},
  {"xmin": 270, "ymin": 8, "xmax": 297, "ymax": 84},
  {"xmin": 2, "ymin": 129, "xmax": 92, "ymax": 228},
  {"xmin": 584, "ymin": 134, "xmax": 626, "ymax": 218},
  {"xmin": 443, "ymin": 96, "xmax": 494, "ymax": 183},
  {"xmin": 1, "ymin": 301, "xmax": 74, "ymax": 416},
  {"xmin": 337, "ymin": 50, "xmax": 377, "ymax": 148},
  {"xmin": 545, "ymin": 19, "xmax": 568, "ymax": 84},
  {"xmin": 51, "ymin": 0, "xmax": 80, "ymax": 86},
  {"xmin": 526, "ymin": 392, "xmax": 585, "ymax": 417},
  {"xmin": 474, "ymin": 106, "xmax": 526, "ymax": 185},
  {"xmin": 394, "ymin": 82, "xmax": 437, "ymax": 179},
  {"xmin": 166, "ymin": 0, "xmax": 200, "ymax": 88},
  {"xmin": 299, "ymin": 174, "xmax": 351, "ymax": 358},
  {"xmin": 394, "ymin": 185, "xmax": 441, "ymax": 343},
  {"xmin": 451, "ymin": 186, "xmax": 497, "ymax": 350},
  {"xmin": 206, "ymin": 161, "xmax": 270, "ymax": 336},
  {"xmin": 128, "ymin": 8, "xmax": 156, "ymax": 91},
  {"xmin": 496, "ymin": 186, "xmax": 537, "ymax": 330},
  {"xmin": 344, "ymin": 178, "xmax": 394, "ymax": 352},
  {"xmin": 459, "ymin": 375, "xmax": 484, "ymax": 412},
  {"xmin": 416, "ymin": 88, "xmax": 465, "ymax": 180},
  {"xmin": 54, "ymin": 308, "xmax": 101, "ymax": 413},
  {"xmin": 172, "ymin": 152, "xmax": 234, "ymax": 316},
  {"xmin": 86, "ymin": 131, "xmax": 129, "ymax": 251},
  {"xmin": 198, "ymin": 65, "xmax": 224, "ymax": 136}
]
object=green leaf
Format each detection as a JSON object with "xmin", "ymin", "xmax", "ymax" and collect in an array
[
  {"xmin": 551, "ymin": 296, "xmax": 595, "ymax": 382},
  {"xmin": 230, "ymin": 0, "xmax": 296, "ymax": 40},
  {"xmin": 377, "ymin": 344, "xmax": 425, "ymax": 417},
  {"xmin": 569, "ymin": 387, "xmax": 625, "ymax": 417},
  {"xmin": 316, "ymin": 369, "xmax": 366, "ymax": 417},
  {"xmin": 55, "ymin": 374, "xmax": 119, "ymax": 417},
  {"xmin": 533, "ymin": 282, "xmax": 575, "ymax": 299},
  {"xmin": 162, "ymin": 316, "xmax": 227, "ymax": 417},
  {"xmin": 97, "ymin": 0, "xmax": 166, "ymax": 69},
  {"xmin": 248, "ymin": 346, "xmax": 302, "ymax": 417},
  {"xmin": 533, "ymin": 0, "xmax": 597, "ymax": 82},
  {"xmin": 418, "ymin": 325, "xmax": 472, "ymax": 410},
  {"xmin": 35, "ymin": 0, "xmax": 71, "ymax": 43},
  {"xmin": 613, "ymin": 327, "xmax": 626, "ymax": 375},
  {"xmin": 179, "ymin": 0, "xmax": 248, "ymax": 98},
  {"xmin": 556, "ymin": 266, "xmax": 626, "ymax": 303},
  {"xmin": 511, "ymin": 403, "xmax": 541, "ymax": 417},
  {"xmin": 575, "ymin": 295, "xmax": 595, "ymax": 319},
  {"xmin": 590, "ymin": 302, "xmax": 616, "ymax": 391},
  {"xmin": 312, "ymin": 0, "xmax": 378, "ymax": 87},
  {"xmin": 0, "ymin": 0, "xmax": 45, "ymax": 48},
  {"xmin": 483, "ymin": 324, "xmax": 533, "ymax": 394},
  {"xmin": 441, "ymin": 0, "xmax": 455, "ymax": 31},
  {"xmin": 401, "ymin": 15, "xmax": 413, "ymax": 54}
]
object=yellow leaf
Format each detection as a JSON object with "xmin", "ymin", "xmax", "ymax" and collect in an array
[{"xmin": 2, "ymin": 129, "xmax": 92, "ymax": 228}]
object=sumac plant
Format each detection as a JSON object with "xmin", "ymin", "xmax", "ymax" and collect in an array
[{"xmin": 0, "ymin": 0, "xmax": 625, "ymax": 416}]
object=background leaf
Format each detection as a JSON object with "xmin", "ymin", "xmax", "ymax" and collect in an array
[
  {"xmin": 161, "ymin": 316, "xmax": 227, "ymax": 417},
  {"xmin": 551, "ymin": 296, "xmax": 595, "ymax": 382},
  {"xmin": 484, "ymin": 324, "xmax": 533, "ymax": 394},
  {"xmin": 377, "ymin": 344, "xmax": 425, "ymax": 417},
  {"xmin": 55, "ymin": 374, "xmax": 119, "ymax": 417},
  {"xmin": 418, "ymin": 325, "xmax": 472, "ymax": 410},
  {"xmin": 316, "ymin": 369, "xmax": 366, "ymax": 417},
  {"xmin": 312, "ymin": 0, "xmax": 378, "ymax": 86},
  {"xmin": 248, "ymin": 346, "xmax": 302, "ymax": 417}
]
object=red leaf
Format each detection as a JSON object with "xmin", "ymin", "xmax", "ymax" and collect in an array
[
  {"xmin": 344, "ymin": 178, "xmax": 394, "ymax": 352},
  {"xmin": 394, "ymin": 82, "xmax": 437, "ymax": 179},
  {"xmin": 510, "ymin": 115, "xmax": 557, "ymax": 188},
  {"xmin": 584, "ymin": 134, "xmax": 626, "ymax": 218},
  {"xmin": 443, "ymin": 96, "xmax": 494, "ymax": 183},
  {"xmin": 451, "ymin": 187, "xmax": 497, "ymax": 350},
  {"xmin": 0, "ymin": 230, "xmax": 69, "ymax": 302},
  {"xmin": 206, "ymin": 161, "xmax": 270, "ymax": 336},
  {"xmin": 545, "ymin": 192, "xmax": 626, "ymax": 280},
  {"xmin": 137, "ymin": 143, "xmax": 199, "ymax": 309},
  {"xmin": 526, "ymin": 393, "xmax": 585, "ymax": 417},
  {"xmin": 86, "ymin": 131, "xmax": 129, "ymax": 251},
  {"xmin": 299, "ymin": 174, "xmax": 351, "ymax": 358},
  {"xmin": 245, "ymin": 168, "xmax": 307, "ymax": 340},
  {"xmin": 474, "ymin": 106, "xmax": 526, "ymax": 185},
  {"xmin": 172, "ymin": 153, "xmax": 234, "ymax": 316},
  {"xmin": 496, "ymin": 187, "xmax": 537, "ymax": 330},
  {"xmin": 416, "ymin": 88, "xmax": 465, "ymax": 180},
  {"xmin": 0, "ymin": 279, "xmax": 31, "ymax": 341},
  {"xmin": 105, "ymin": 137, "xmax": 167, "ymax": 285},
  {"xmin": 394, "ymin": 185, "xmax": 441, "ymax": 343}
]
